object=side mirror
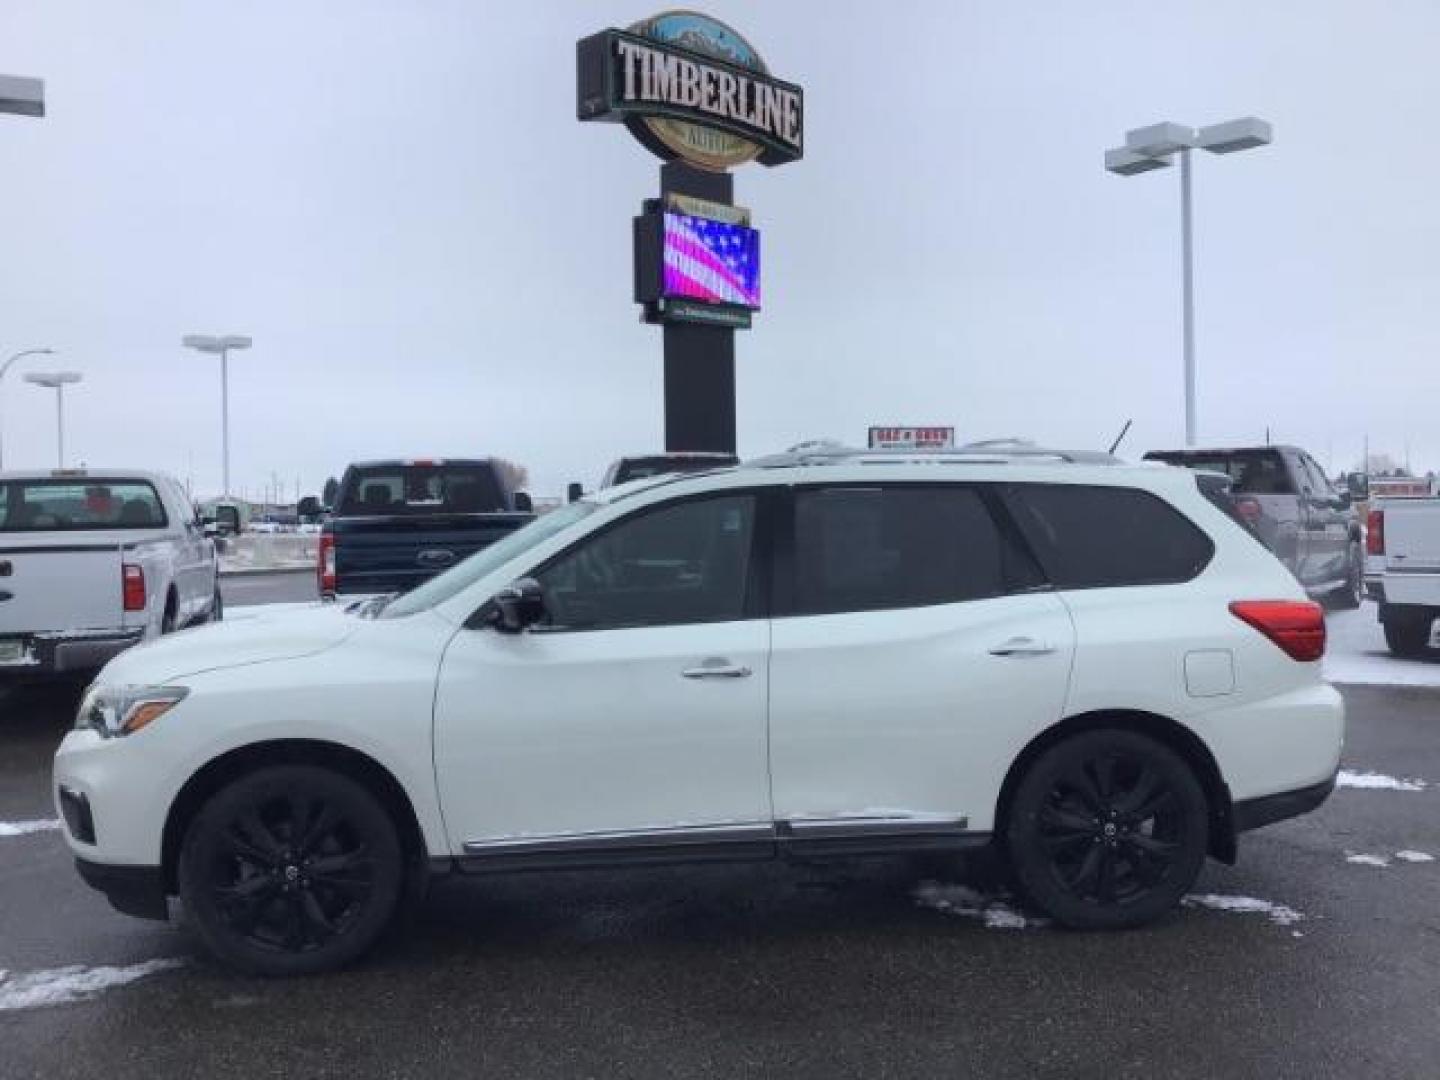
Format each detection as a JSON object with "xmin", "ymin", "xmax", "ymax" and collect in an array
[
  {"xmin": 202, "ymin": 522, "xmax": 221, "ymax": 539},
  {"xmin": 513, "ymin": 491, "xmax": 534, "ymax": 513},
  {"xmin": 1336, "ymin": 490, "xmax": 1353, "ymax": 508},
  {"xmin": 488, "ymin": 577, "xmax": 545, "ymax": 633},
  {"xmin": 566, "ymin": 482, "xmax": 583, "ymax": 503},
  {"xmin": 1346, "ymin": 472, "xmax": 1370, "ymax": 501}
]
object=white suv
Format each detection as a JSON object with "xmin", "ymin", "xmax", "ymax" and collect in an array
[{"xmin": 55, "ymin": 452, "xmax": 1344, "ymax": 975}]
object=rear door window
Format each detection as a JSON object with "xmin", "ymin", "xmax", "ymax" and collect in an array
[
  {"xmin": 337, "ymin": 464, "xmax": 505, "ymax": 515},
  {"xmin": 0, "ymin": 479, "xmax": 168, "ymax": 532},
  {"xmin": 1005, "ymin": 484, "xmax": 1214, "ymax": 589},
  {"xmin": 789, "ymin": 485, "xmax": 1041, "ymax": 616}
]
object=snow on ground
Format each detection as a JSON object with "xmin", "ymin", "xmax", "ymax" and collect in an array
[
  {"xmin": 1345, "ymin": 853, "xmax": 1390, "ymax": 867},
  {"xmin": 0, "ymin": 819, "xmax": 61, "ymax": 838},
  {"xmin": 1336, "ymin": 769, "xmax": 1427, "ymax": 792},
  {"xmin": 1395, "ymin": 850, "xmax": 1434, "ymax": 863},
  {"xmin": 912, "ymin": 882, "xmax": 1048, "ymax": 930},
  {"xmin": 1182, "ymin": 893, "xmax": 1305, "ymax": 926},
  {"xmin": 0, "ymin": 959, "xmax": 184, "ymax": 1011},
  {"xmin": 1325, "ymin": 604, "xmax": 1440, "ymax": 687}
]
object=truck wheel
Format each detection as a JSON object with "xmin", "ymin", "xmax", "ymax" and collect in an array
[
  {"xmin": 207, "ymin": 584, "xmax": 224, "ymax": 623},
  {"xmin": 1383, "ymin": 617, "xmax": 1436, "ymax": 659},
  {"xmin": 178, "ymin": 765, "xmax": 405, "ymax": 976},
  {"xmin": 1004, "ymin": 729, "xmax": 1208, "ymax": 930},
  {"xmin": 1331, "ymin": 541, "xmax": 1364, "ymax": 610}
]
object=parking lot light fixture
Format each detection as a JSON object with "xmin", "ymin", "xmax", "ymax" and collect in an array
[
  {"xmin": 1105, "ymin": 116, "xmax": 1273, "ymax": 447},
  {"xmin": 183, "ymin": 334, "xmax": 252, "ymax": 497},
  {"xmin": 0, "ymin": 347, "xmax": 55, "ymax": 469},
  {"xmin": 0, "ymin": 74, "xmax": 44, "ymax": 118},
  {"xmin": 23, "ymin": 370, "xmax": 82, "ymax": 468}
]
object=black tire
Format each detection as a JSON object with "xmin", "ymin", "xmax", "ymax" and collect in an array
[
  {"xmin": 160, "ymin": 591, "xmax": 179, "ymax": 634},
  {"xmin": 1331, "ymin": 541, "xmax": 1364, "ymax": 610},
  {"xmin": 1004, "ymin": 729, "xmax": 1209, "ymax": 930},
  {"xmin": 207, "ymin": 584, "xmax": 224, "ymax": 623},
  {"xmin": 1383, "ymin": 617, "xmax": 1435, "ymax": 659},
  {"xmin": 178, "ymin": 765, "xmax": 404, "ymax": 976}
]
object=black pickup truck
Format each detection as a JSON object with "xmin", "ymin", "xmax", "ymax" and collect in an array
[{"xmin": 319, "ymin": 459, "xmax": 533, "ymax": 597}]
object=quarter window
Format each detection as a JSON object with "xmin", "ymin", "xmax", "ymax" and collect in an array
[
  {"xmin": 1006, "ymin": 484, "xmax": 1213, "ymax": 589},
  {"xmin": 536, "ymin": 494, "xmax": 757, "ymax": 630},
  {"xmin": 791, "ymin": 485, "xmax": 1032, "ymax": 616}
]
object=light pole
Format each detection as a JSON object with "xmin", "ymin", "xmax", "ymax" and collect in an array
[
  {"xmin": 0, "ymin": 74, "xmax": 44, "ymax": 118},
  {"xmin": 183, "ymin": 334, "xmax": 252, "ymax": 497},
  {"xmin": 0, "ymin": 347, "xmax": 54, "ymax": 469},
  {"xmin": 1105, "ymin": 117, "xmax": 1273, "ymax": 447},
  {"xmin": 23, "ymin": 371, "xmax": 82, "ymax": 467}
]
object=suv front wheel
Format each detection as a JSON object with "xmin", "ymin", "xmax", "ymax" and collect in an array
[
  {"xmin": 178, "ymin": 764, "xmax": 405, "ymax": 976},
  {"xmin": 1004, "ymin": 729, "xmax": 1209, "ymax": 929}
]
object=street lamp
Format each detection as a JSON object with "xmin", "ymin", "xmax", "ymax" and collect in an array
[
  {"xmin": 1105, "ymin": 117, "xmax": 1273, "ymax": 447},
  {"xmin": 183, "ymin": 334, "xmax": 252, "ymax": 497},
  {"xmin": 0, "ymin": 74, "xmax": 44, "ymax": 118},
  {"xmin": 23, "ymin": 371, "xmax": 82, "ymax": 468},
  {"xmin": 0, "ymin": 347, "xmax": 55, "ymax": 469}
]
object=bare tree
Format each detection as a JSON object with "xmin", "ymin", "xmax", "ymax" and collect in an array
[{"xmin": 491, "ymin": 457, "xmax": 530, "ymax": 493}]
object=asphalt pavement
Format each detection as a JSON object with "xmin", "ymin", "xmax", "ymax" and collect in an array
[{"xmin": 1, "ymin": 572, "xmax": 1437, "ymax": 1078}]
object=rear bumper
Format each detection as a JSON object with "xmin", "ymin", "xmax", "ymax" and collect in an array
[
  {"xmin": 1233, "ymin": 774, "xmax": 1336, "ymax": 833},
  {"xmin": 75, "ymin": 858, "xmax": 169, "ymax": 921},
  {"xmin": 0, "ymin": 627, "xmax": 144, "ymax": 680}
]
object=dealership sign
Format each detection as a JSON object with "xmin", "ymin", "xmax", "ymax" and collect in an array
[
  {"xmin": 577, "ymin": 12, "xmax": 803, "ymax": 170},
  {"xmin": 868, "ymin": 427, "xmax": 956, "ymax": 450}
]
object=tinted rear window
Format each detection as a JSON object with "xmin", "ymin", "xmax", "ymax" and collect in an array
[
  {"xmin": 338, "ymin": 464, "xmax": 505, "ymax": 515},
  {"xmin": 1006, "ymin": 484, "xmax": 1214, "ymax": 589},
  {"xmin": 792, "ymin": 485, "xmax": 1041, "ymax": 615},
  {"xmin": 0, "ymin": 479, "xmax": 168, "ymax": 532},
  {"xmin": 1144, "ymin": 449, "xmax": 1294, "ymax": 495}
]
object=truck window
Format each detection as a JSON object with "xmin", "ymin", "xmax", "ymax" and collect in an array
[
  {"xmin": 1144, "ymin": 449, "xmax": 1295, "ymax": 496},
  {"xmin": 337, "ymin": 464, "xmax": 507, "ymax": 516},
  {"xmin": 0, "ymin": 480, "xmax": 168, "ymax": 532}
]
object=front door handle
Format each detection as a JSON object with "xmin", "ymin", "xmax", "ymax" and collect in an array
[
  {"xmin": 988, "ymin": 637, "xmax": 1056, "ymax": 657},
  {"xmin": 682, "ymin": 659, "xmax": 753, "ymax": 679}
]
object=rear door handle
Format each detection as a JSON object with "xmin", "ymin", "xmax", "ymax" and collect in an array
[
  {"xmin": 988, "ymin": 637, "xmax": 1056, "ymax": 657},
  {"xmin": 682, "ymin": 659, "xmax": 753, "ymax": 679}
]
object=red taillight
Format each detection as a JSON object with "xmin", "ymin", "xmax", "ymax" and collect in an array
[
  {"xmin": 1366, "ymin": 508, "xmax": 1385, "ymax": 555},
  {"xmin": 1229, "ymin": 600, "xmax": 1326, "ymax": 662},
  {"xmin": 1233, "ymin": 497, "xmax": 1263, "ymax": 526},
  {"xmin": 122, "ymin": 563, "xmax": 146, "ymax": 612},
  {"xmin": 318, "ymin": 532, "xmax": 336, "ymax": 594}
]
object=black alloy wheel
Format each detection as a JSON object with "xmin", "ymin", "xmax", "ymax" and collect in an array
[
  {"xmin": 1005, "ymin": 729, "xmax": 1208, "ymax": 929},
  {"xmin": 179, "ymin": 765, "xmax": 403, "ymax": 976}
]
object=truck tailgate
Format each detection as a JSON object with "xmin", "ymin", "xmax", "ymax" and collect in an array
[
  {"xmin": 1384, "ymin": 500, "xmax": 1440, "ymax": 573},
  {"xmin": 332, "ymin": 513, "xmax": 529, "ymax": 594},
  {"xmin": 0, "ymin": 544, "xmax": 123, "ymax": 634}
]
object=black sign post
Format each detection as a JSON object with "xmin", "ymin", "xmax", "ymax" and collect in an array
[{"xmin": 578, "ymin": 12, "xmax": 802, "ymax": 456}]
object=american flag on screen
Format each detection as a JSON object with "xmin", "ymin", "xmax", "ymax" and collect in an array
[{"xmin": 662, "ymin": 212, "xmax": 761, "ymax": 309}]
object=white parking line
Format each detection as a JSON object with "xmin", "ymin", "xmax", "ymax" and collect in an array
[
  {"xmin": 0, "ymin": 959, "xmax": 184, "ymax": 1011},
  {"xmin": 0, "ymin": 819, "xmax": 61, "ymax": 838}
]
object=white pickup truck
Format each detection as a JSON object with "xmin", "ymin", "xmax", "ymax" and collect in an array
[
  {"xmin": 0, "ymin": 469, "xmax": 221, "ymax": 683},
  {"xmin": 1364, "ymin": 496, "xmax": 1440, "ymax": 657}
]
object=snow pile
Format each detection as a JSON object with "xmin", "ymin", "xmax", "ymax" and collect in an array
[
  {"xmin": 1395, "ymin": 850, "xmax": 1435, "ymax": 863},
  {"xmin": 1336, "ymin": 769, "xmax": 1427, "ymax": 792},
  {"xmin": 0, "ymin": 818, "xmax": 61, "ymax": 838},
  {"xmin": 0, "ymin": 959, "xmax": 183, "ymax": 1011},
  {"xmin": 1182, "ymin": 893, "xmax": 1304, "ymax": 926},
  {"xmin": 913, "ymin": 882, "xmax": 1047, "ymax": 930},
  {"xmin": 1324, "ymin": 606, "xmax": 1440, "ymax": 688}
]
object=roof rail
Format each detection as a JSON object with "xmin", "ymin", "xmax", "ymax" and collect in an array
[{"xmin": 745, "ymin": 442, "xmax": 1119, "ymax": 469}]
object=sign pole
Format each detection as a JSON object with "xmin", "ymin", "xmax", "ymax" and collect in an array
[{"xmin": 660, "ymin": 162, "xmax": 736, "ymax": 454}]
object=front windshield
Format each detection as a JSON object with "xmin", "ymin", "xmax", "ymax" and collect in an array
[{"xmin": 380, "ymin": 500, "xmax": 597, "ymax": 618}]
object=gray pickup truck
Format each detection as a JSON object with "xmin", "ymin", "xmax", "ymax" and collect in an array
[{"xmin": 1144, "ymin": 445, "xmax": 1364, "ymax": 608}]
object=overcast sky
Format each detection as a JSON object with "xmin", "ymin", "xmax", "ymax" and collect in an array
[{"xmin": 3, "ymin": 1, "xmax": 1437, "ymax": 499}]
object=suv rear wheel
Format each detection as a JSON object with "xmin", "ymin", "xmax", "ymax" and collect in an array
[
  {"xmin": 1004, "ymin": 729, "xmax": 1208, "ymax": 929},
  {"xmin": 178, "ymin": 765, "xmax": 404, "ymax": 976}
]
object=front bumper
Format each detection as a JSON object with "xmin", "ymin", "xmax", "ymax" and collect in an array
[
  {"xmin": 75, "ymin": 858, "xmax": 169, "ymax": 921},
  {"xmin": 1233, "ymin": 774, "xmax": 1336, "ymax": 833},
  {"xmin": 0, "ymin": 627, "xmax": 144, "ymax": 680}
]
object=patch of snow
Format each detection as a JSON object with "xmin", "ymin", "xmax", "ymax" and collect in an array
[
  {"xmin": 1395, "ymin": 850, "xmax": 1435, "ymax": 863},
  {"xmin": 0, "ymin": 959, "xmax": 183, "ymax": 1011},
  {"xmin": 1183, "ymin": 893, "xmax": 1304, "ymax": 926},
  {"xmin": 913, "ymin": 882, "xmax": 1048, "ymax": 930},
  {"xmin": 0, "ymin": 818, "xmax": 61, "ymax": 838},
  {"xmin": 1337, "ymin": 769, "xmax": 1427, "ymax": 792},
  {"xmin": 1324, "ymin": 605, "xmax": 1440, "ymax": 687},
  {"xmin": 1345, "ymin": 853, "xmax": 1390, "ymax": 867}
]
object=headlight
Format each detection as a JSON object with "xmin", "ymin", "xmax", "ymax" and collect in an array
[{"xmin": 76, "ymin": 685, "xmax": 189, "ymax": 738}]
